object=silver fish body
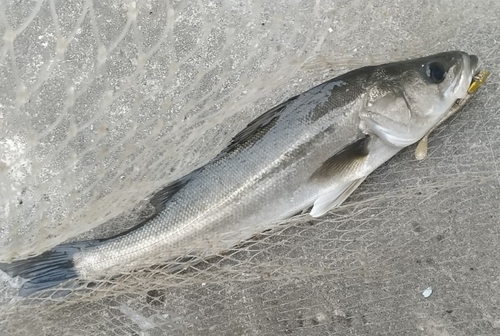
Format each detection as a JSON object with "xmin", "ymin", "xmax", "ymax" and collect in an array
[{"xmin": 0, "ymin": 51, "xmax": 480, "ymax": 296}]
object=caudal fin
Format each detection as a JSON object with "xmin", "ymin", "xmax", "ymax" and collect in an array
[{"xmin": 0, "ymin": 241, "xmax": 97, "ymax": 297}]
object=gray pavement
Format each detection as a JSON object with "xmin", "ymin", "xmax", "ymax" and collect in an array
[{"xmin": 0, "ymin": 0, "xmax": 499, "ymax": 335}]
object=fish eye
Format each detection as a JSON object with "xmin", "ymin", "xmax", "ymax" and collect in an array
[{"xmin": 425, "ymin": 62, "xmax": 446, "ymax": 84}]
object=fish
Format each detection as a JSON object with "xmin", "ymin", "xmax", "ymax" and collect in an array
[{"xmin": 0, "ymin": 51, "xmax": 487, "ymax": 297}]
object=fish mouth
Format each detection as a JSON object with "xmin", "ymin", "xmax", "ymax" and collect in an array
[
  {"xmin": 445, "ymin": 57, "xmax": 488, "ymax": 121},
  {"xmin": 469, "ymin": 54, "xmax": 479, "ymax": 74},
  {"xmin": 465, "ymin": 54, "xmax": 490, "ymax": 95}
]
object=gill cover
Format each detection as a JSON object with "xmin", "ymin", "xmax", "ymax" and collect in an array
[
  {"xmin": 360, "ymin": 51, "xmax": 477, "ymax": 148},
  {"xmin": 360, "ymin": 86, "xmax": 419, "ymax": 147}
]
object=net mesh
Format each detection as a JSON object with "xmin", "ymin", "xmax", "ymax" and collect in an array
[{"xmin": 1, "ymin": 0, "xmax": 499, "ymax": 335}]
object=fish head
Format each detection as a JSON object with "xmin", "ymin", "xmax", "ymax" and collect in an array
[{"xmin": 359, "ymin": 51, "xmax": 478, "ymax": 147}]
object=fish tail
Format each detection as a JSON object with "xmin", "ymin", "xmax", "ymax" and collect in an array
[{"xmin": 0, "ymin": 241, "xmax": 98, "ymax": 297}]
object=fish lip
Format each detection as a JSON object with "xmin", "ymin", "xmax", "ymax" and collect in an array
[{"xmin": 469, "ymin": 54, "xmax": 479, "ymax": 75}]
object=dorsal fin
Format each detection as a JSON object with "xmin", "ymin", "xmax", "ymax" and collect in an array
[
  {"xmin": 151, "ymin": 95, "xmax": 297, "ymax": 212},
  {"xmin": 149, "ymin": 170, "xmax": 201, "ymax": 212},
  {"xmin": 105, "ymin": 169, "xmax": 203, "ymax": 241},
  {"xmin": 221, "ymin": 96, "xmax": 297, "ymax": 155},
  {"xmin": 95, "ymin": 174, "xmax": 198, "ymax": 242}
]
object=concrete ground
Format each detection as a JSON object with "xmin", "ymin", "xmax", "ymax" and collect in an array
[{"xmin": 0, "ymin": 0, "xmax": 499, "ymax": 335}]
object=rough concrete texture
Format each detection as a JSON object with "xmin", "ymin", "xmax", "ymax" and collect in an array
[{"xmin": 0, "ymin": 0, "xmax": 499, "ymax": 335}]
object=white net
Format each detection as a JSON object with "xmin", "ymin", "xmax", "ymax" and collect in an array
[{"xmin": 0, "ymin": 0, "xmax": 499, "ymax": 335}]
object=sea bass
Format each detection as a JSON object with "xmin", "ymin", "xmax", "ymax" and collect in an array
[{"xmin": 0, "ymin": 51, "xmax": 486, "ymax": 297}]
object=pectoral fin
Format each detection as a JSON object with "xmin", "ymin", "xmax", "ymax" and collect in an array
[
  {"xmin": 310, "ymin": 136, "xmax": 370, "ymax": 182},
  {"xmin": 308, "ymin": 136, "xmax": 372, "ymax": 218},
  {"xmin": 310, "ymin": 177, "xmax": 366, "ymax": 217}
]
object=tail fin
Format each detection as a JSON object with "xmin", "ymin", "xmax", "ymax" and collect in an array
[{"xmin": 0, "ymin": 241, "xmax": 98, "ymax": 297}]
